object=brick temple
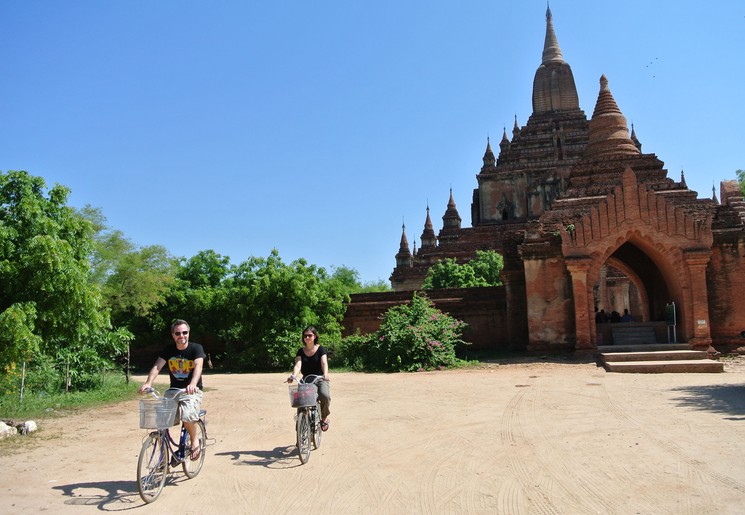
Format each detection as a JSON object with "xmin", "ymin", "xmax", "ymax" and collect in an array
[{"xmin": 343, "ymin": 7, "xmax": 745, "ymax": 356}]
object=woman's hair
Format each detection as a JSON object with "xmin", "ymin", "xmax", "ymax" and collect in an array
[
  {"xmin": 170, "ymin": 319, "xmax": 190, "ymax": 332},
  {"xmin": 302, "ymin": 326, "xmax": 319, "ymax": 344}
]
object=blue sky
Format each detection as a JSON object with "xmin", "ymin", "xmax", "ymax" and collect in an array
[{"xmin": 2, "ymin": 1, "xmax": 743, "ymax": 284}]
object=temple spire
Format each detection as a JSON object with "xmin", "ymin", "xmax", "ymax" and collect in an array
[
  {"xmin": 420, "ymin": 205, "xmax": 437, "ymax": 248},
  {"xmin": 482, "ymin": 137, "xmax": 496, "ymax": 171},
  {"xmin": 395, "ymin": 222, "xmax": 413, "ymax": 268},
  {"xmin": 542, "ymin": 3, "xmax": 563, "ymax": 65},
  {"xmin": 585, "ymin": 75, "xmax": 640, "ymax": 157},
  {"xmin": 532, "ymin": 6, "xmax": 579, "ymax": 113},
  {"xmin": 442, "ymin": 188, "xmax": 462, "ymax": 230}
]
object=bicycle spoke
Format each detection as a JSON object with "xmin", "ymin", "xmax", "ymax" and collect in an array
[
  {"xmin": 182, "ymin": 420, "xmax": 207, "ymax": 478},
  {"xmin": 137, "ymin": 434, "xmax": 168, "ymax": 503},
  {"xmin": 296, "ymin": 410, "xmax": 311, "ymax": 464}
]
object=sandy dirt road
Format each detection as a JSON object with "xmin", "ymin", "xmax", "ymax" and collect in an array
[{"xmin": 2, "ymin": 359, "xmax": 745, "ymax": 514}]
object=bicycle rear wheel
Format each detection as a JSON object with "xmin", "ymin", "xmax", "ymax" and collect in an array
[
  {"xmin": 182, "ymin": 420, "xmax": 207, "ymax": 478},
  {"xmin": 312, "ymin": 404, "xmax": 322, "ymax": 449},
  {"xmin": 296, "ymin": 409, "xmax": 311, "ymax": 464},
  {"xmin": 137, "ymin": 433, "xmax": 168, "ymax": 503}
]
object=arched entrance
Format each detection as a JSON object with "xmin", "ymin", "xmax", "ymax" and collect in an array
[{"xmin": 594, "ymin": 242, "xmax": 671, "ymax": 323}]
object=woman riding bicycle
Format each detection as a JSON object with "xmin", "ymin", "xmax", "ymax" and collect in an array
[{"xmin": 287, "ymin": 326, "xmax": 331, "ymax": 431}]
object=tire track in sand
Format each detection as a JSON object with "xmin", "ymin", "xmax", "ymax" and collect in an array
[{"xmin": 597, "ymin": 384, "xmax": 745, "ymax": 499}]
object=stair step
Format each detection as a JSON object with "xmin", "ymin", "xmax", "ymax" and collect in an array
[
  {"xmin": 602, "ymin": 359, "xmax": 724, "ymax": 373},
  {"xmin": 600, "ymin": 350, "xmax": 708, "ymax": 362},
  {"xmin": 597, "ymin": 344, "xmax": 689, "ymax": 353}
]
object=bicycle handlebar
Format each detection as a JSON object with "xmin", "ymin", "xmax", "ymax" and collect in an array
[
  {"xmin": 141, "ymin": 387, "xmax": 188, "ymax": 399},
  {"xmin": 287, "ymin": 374, "xmax": 324, "ymax": 385}
]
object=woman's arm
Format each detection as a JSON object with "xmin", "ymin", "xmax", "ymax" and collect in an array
[{"xmin": 321, "ymin": 353, "xmax": 329, "ymax": 381}]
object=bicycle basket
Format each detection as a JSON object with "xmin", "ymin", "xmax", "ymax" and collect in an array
[
  {"xmin": 288, "ymin": 383, "xmax": 318, "ymax": 408},
  {"xmin": 139, "ymin": 398, "xmax": 179, "ymax": 429}
]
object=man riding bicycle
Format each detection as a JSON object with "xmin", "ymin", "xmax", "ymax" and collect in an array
[{"xmin": 140, "ymin": 319, "xmax": 205, "ymax": 460}]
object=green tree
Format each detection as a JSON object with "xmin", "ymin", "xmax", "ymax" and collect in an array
[
  {"xmin": 331, "ymin": 265, "xmax": 391, "ymax": 293},
  {"xmin": 422, "ymin": 251, "xmax": 504, "ymax": 289},
  {"xmin": 102, "ymin": 244, "xmax": 177, "ymax": 325},
  {"xmin": 220, "ymin": 249, "xmax": 348, "ymax": 370},
  {"xmin": 339, "ymin": 292, "xmax": 467, "ymax": 372},
  {"xmin": 469, "ymin": 250, "xmax": 504, "ymax": 286},
  {"xmin": 0, "ymin": 171, "xmax": 127, "ymax": 390},
  {"xmin": 737, "ymin": 169, "xmax": 745, "ymax": 196},
  {"xmin": 151, "ymin": 250, "xmax": 234, "ymax": 351},
  {"xmin": 423, "ymin": 257, "xmax": 481, "ymax": 289}
]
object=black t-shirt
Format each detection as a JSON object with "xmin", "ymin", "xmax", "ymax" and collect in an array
[
  {"xmin": 296, "ymin": 345, "xmax": 328, "ymax": 378},
  {"xmin": 158, "ymin": 342, "xmax": 206, "ymax": 389}
]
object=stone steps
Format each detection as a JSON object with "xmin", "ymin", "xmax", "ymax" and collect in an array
[{"xmin": 597, "ymin": 344, "xmax": 723, "ymax": 373}]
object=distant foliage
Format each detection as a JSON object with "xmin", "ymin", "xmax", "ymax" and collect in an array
[
  {"xmin": 423, "ymin": 250, "xmax": 504, "ymax": 289},
  {"xmin": 338, "ymin": 293, "xmax": 467, "ymax": 372},
  {"xmin": 0, "ymin": 171, "xmax": 129, "ymax": 393},
  {"xmin": 737, "ymin": 169, "xmax": 745, "ymax": 197}
]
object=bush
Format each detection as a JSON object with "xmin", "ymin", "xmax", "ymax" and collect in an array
[{"xmin": 339, "ymin": 293, "xmax": 468, "ymax": 372}]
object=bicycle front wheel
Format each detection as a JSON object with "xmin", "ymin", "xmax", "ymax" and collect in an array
[
  {"xmin": 137, "ymin": 433, "xmax": 168, "ymax": 503},
  {"xmin": 312, "ymin": 404, "xmax": 322, "ymax": 449},
  {"xmin": 296, "ymin": 409, "xmax": 312, "ymax": 464},
  {"xmin": 182, "ymin": 420, "xmax": 207, "ymax": 478}
]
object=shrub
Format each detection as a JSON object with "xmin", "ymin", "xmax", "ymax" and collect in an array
[{"xmin": 340, "ymin": 293, "xmax": 468, "ymax": 372}]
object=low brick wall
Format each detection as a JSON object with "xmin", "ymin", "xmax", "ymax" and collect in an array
[{"xmin": 342, "ymin": 287, "xmax": 518, "ymax": 352}]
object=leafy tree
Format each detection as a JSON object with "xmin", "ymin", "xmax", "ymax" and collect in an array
[
  {"xmin": 219, "ymin": 249, "xmax": 349, "ymax": 370},
  {"xmin": 331, "ymin": 265, "xmax": 391, "ymax": 293},
  {"xmin": 151, "ymin": 250, "xmax": 234, "ymax": 351},
  {"xmin": 469, "ymin": 250, "xmax": 504, "ymax": 286},
  {"xmin": 422, "ymin": 250, "xmax": 504, "ymax": 289},
  {"xmin": 0, "ymin": 171, "xmax": 127, "ymax": 391},
  {"xmin": 737, "ymin": 169, "xmax": 745, "ymax": 196},
  {"xmin": 338, "ymin": 292, "xmax": 467, "ymax": 372},
  {"xmin": 77, "ymin": 206, "xmax": 178, "ymax": 328},
  {"xmin": 423, "ymin": 257, "xmax": 481, "ymax": 289},
  {"xmin": 102, "ymin": 244, "xmax": 177, "ymax": 326},
  {"xmin": 177, "ymin": 249, "xmax": 231, "ymax": 289}
]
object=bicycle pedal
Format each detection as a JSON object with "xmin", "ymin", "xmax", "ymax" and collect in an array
[{"xmin": 170, "ymin": 455, "xmax": 181, "ymax": 467}]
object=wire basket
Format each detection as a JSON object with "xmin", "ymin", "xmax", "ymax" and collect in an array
[
  {"xmin": 288, "ymin": 383, "xmax": 318, "ymax": 408},
  {"xmin": 139, "ymin": 398, "xmax": 179, "ymax": 429}
]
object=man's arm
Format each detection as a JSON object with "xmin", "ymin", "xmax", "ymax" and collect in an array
[
  {"xmin": 187, "ymin": 357, "xmax": 204, "ymax": 394},
  {"xmin": 139, "ymin": 357, "xmax": 166, "ymax": 393}
]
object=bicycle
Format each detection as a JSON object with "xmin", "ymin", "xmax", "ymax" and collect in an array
[
  {"xmin": 287, "ymin": 374, "xmax": 324, "ymax": 464},
  {"xmin": 136, "ymin": 388, "xmax": 207, "ymax": 503}
]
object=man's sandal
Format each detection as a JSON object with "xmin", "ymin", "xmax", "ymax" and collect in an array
[
  {"xmin": 190, "ymin": 444, "xmax": 201, "ymax": 461},
  {"xmin": 321, "ymin": 420, "xmax": 329, "ymax": 432}
]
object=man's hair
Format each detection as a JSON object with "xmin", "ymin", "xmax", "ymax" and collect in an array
[{"xmin": 170, "ymin": 319, "xmax": 190, "ymax": 332}]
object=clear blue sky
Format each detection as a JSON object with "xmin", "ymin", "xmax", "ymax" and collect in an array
[{"xmin": 2, "ymin": 1, "xmax": 743, "ymax": 284}]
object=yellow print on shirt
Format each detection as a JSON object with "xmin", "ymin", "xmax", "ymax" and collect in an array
[{"xmin": 168, "ymin": 357, "xmax": 195, "ymax": 380}]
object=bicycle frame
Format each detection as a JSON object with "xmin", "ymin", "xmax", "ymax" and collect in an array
[
  {"xmin": 137, "ymin": 388, "xmax": 207, "ymax": 503},
  {"xmin": 289, "ymin": 375, "xmax": 324, "ymax": 464}
]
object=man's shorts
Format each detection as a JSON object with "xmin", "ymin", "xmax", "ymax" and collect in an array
[{"xmin": 165, "ymin": 388, "xmax": 203, "ymax": 423}]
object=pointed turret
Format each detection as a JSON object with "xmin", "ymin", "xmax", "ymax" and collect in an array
[
  {"xmin": 712, "ymin": 184, "xmax": 719, "ymax": 203},
  {"xmin": 532, "ymin": 6, "xmax": 580, "ymax": 113},
  {"xmin": 439, "ymin": 189, "xmax": 462, "ymax": 245},
  {"xmin": 395, "ymin": 223, "xmax": 413, "ymax": 268},
  {"xmin": 541, "ymin": 4, "xmax": 563, "ymax": 64},
  {"xmin": 584, "ymin": 75, "xmax": 640, "ymax": 157},
  {"xmin": 512, "ymin": 115, "xmax": 520, "ymax": 140},
  {"xmin": 482, "ymin": 137, "xmax": 496, "ymax": 172},
  {"xmin": 499, "ymin": 129, "xmax": 509, "ymax": 153},
  {"xmin": 420, "ymin": 205, "xmax": 437, "ymax": 248},
  {"xmin": 630, "ymin": 123, "xmax": 642, "ymax": 152},
  {"xmin": 442, "ymin": 189, "xmax": 462, "ymax": 230},
  {"xmin": 680, "ymin": 169, "xmax": 687, "ymax": 188}
]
